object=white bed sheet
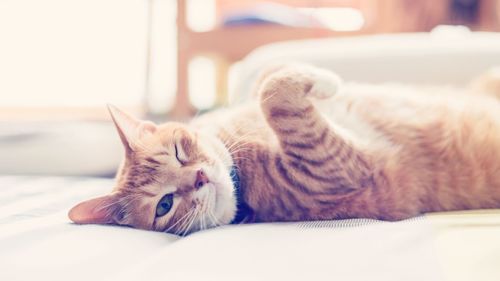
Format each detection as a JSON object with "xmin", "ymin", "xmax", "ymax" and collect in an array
[{"xmin": 3, "ymin": 176, "xmax": 499, "ymax": 281}]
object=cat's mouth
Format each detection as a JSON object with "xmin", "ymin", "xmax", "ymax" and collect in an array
[
  {"xmin": 205, "ymin": 183, "xmax": 218, "ymax": 208},
  {"xmin": 206, "ymin": 181, "xmax": 227, "ymax": 214},
  {"xmin": 199, "ymin": 166, "xmax": 238, "ymax": 225},
  {"xmin": 195, "ymin": 178, "xmax": 222, "ymax": 212}
]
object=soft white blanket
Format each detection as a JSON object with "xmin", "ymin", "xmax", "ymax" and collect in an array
[{"xmin": 0, "ymin": 176, "xmax": 499, "ymax": 281}]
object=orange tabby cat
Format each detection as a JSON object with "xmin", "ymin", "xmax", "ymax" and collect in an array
[{"xmin": 69, "ymin": 64, "xmax": 500, "ymax": 235}]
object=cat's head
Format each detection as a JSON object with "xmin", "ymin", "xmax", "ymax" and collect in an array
[{"xmin": 68, "ymin": 106, "xmax": 237, "ymax": 235}]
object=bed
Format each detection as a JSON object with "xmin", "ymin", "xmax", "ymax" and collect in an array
[
  {"xmin": 1, "ymin": 176, "xmax": 499, "ymax": 281},
  {"xmin": 2, "ymin": 30, "xmax": 500, "ymax": 281}
]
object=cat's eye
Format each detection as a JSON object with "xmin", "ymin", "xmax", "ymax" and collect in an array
[{"xmin": 156, "ymin": 194, "xmax": 174, "ymax": 217}]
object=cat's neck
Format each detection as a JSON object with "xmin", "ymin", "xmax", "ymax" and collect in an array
[
  {"xmin": 228, "ymin": 165, "xmax": 253, "ymax": 223},
  {"xmin": 191, "ymin": 103, "xmax": 272, "ymax": 221}
]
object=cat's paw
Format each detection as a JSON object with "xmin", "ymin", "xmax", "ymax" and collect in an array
[
  {"xmin": 306, "ymin": 66, "xmax": 342, "ymax": 99},
  {"xmin": 258, "ymin": 63, "xmax": 342, "ymax": 105},
  {"xmin": 471, "ymin": 66, "xmax": 500, "ymax": 99}
]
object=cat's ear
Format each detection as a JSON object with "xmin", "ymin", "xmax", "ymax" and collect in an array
[
  {"xmin": 68, "ymin": 193, "xmax": 121, "ymax": 224},
  {"xmin": 107, "ymin": 104, "xmax": 157, "ymax": 153}
]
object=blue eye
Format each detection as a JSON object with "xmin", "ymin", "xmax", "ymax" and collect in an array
[{"xmin": 156, "ymin": 194, "xmax": 173, "ymax": 217}]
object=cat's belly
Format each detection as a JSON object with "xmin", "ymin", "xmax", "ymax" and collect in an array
[
  {"xmin": 315, "ymin": 98, "xmax": 385, "ymax": 146},
  {"xmin": 283, "ymin": 89, "xmax": 500, "ymax": 219}
]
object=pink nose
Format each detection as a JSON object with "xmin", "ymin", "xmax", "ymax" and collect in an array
[{"xmin": 195, "ymin": 169, "xmax": 209, "ymax": 189}]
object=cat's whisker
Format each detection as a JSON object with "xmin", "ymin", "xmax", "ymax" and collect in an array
[
  {"xmin": 175, "ymin": 209, "xmax": 196, "ymax": 236},
  {"xmin": 186, "ymin": 204, "xmax": 204, "ymax": 235},
  {"xmin": 222, "ymin": 127, "xmax": 264, "ymax": 150},
  {"xmin": 182, "ymin": 206, "xmax": 201, "ymax": 236},
  {"xmin": 96, "ymin": 200, "xmax": 120, "ymax": 212},
  {"xmin": 209, "ymin": 212, "xmax": 221, "ymax": 227},
  {"xmin": 197, "ymin": 205, "xmax": 205, "ymax": 231},
  {"xmin": 229, "ymin": 154, "xmax": 253, "ymax": 162},
  {"xmin": 202, "ymin": 190, "xmax": 213, "ymax": 229},
  {"xmin": 170, "ymin": 212, "xmax": 193, "ymax": 235},
  {"xmin": 175, "ymin": 206, "xmax": 200, "ymax": 236},
  {"xmin": 185, "ymin": 206, "xmax": 201, "ymax": 229},
  {"xmin": 219, "ymin": 130, "xmax": 265, "ymax": 159},
  {"xmin": 228, "ymin": 148, "xmax": 254, "ymax": 161},
  {"xmin": 226, "ymin": 129, "xmax": 262, "ymax": 145},
  {"xmin": 228, "ymin": 141, "xmax": 253, "ymax": 149},
  {"xmin": 228, "ymin": 145, "xmax": 253, "ymax": 155},
  {"xmin": 199, "ymin": 213, "xmax": 204, "ymax": 232},
  {"xmin": 164, "ymin": 208, "xmax": 195, "ymax": 233},
  {"xmin": 226, "ymin": 141, "xmax": 251, "ymax": 155},
  {"xmin": 228, "ymin": 140, "xmax": 258, "ymax": 153},
  {"xmin": 200, "ymin": 192, "xmax": 211, "ymax": 231},
  {"xmin": 205, "ymin": 188, "xmax": 221, "ymax": 228},
  {"xmin": 95, "ymin": 192, "xmax": 140, "ymax": 214},
  {"xmin": 207, "ymin": 208, "xmax": 220, "ymax": 228},
  {"xmin": 228, "ymin": 149, "xmax": 253, "ymax": 158}
]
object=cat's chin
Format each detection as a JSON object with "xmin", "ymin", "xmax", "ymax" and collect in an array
[
  {"xmin": 196, "ymin": 132, "xmax": 238, "ymax": 227},
  {"xmin": 185, "ymin": 129, "xmax": 238, "ymax": 231},
  {"xmin": 184, "ymin": 183, "xmax": 235, "ymax": 234}
]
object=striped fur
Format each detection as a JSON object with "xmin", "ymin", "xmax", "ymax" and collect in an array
[
  {"xmin": 69, "ymin": 65, "xmax": 500, "ymax": 234},
  {"xmin": 199, "ymin": 65, "xmax": 500, "ymax": 222}
]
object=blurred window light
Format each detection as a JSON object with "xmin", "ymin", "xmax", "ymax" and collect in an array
[
  {"xmin": 188, "ymin": 56, "xmax": 216, "ymax": 110},
  {"xmin": 0, "ymin": 0, "xmax": 149, "ymax": 108},
  {"xmin": 227, "ymin": 62, "xmax": 241, "ymax": 105},
  {"xmin": 146, "ymin": 0, "xmax": 177, "ymax": 114},
  {"xmin": 299, "ymin": 8, "xmax": 365, "ymax": 32},
  {"xmin": 186, "ymin": 0, "xmax": 216, "ymax": 32}
]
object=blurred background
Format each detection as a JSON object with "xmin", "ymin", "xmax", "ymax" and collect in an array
[{"xmin": 1, "ymin": 0, "xmax": 500, "ymax": 176}]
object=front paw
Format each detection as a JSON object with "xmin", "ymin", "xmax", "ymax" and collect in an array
[
  {"xmin": 258, "ymin": 64, "xmax": 342, "ymax": 106},
  {"xmin": 304, "ymin": 65, "xmax": 342, "ymax": 99}
]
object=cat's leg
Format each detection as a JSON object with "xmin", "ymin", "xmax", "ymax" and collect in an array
[{"xmin": 258, "ymin": 65, "xmax": 375, "ymax": 194}]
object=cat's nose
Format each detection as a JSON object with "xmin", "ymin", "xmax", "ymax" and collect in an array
[{"xmin": 195, "ymin": 169, "xmax": 209, "ymax": 189}]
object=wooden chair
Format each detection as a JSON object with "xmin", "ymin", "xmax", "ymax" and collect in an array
[{"xmin": 172, "ymin": 0, "xmax": 499, "ymax": 119}]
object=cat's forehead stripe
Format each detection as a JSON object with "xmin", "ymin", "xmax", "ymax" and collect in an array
[
  {"xmin": 135, "ymin": 189, "xmax": 156, "ymax": 197},
  {"xmin": 124, "ymin": 162, "xmax": 158, "ymax": 189},
  {"xmin": 145, "ymin": 157, "xmax": 161, "ymax": 165},
  {"xmin": 155, "ymin": 151, "xmax": 169, "ymax": 156}
]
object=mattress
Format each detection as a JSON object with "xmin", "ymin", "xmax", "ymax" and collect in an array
[{"xmin": 1, "ymin": 176, "xmax": 499, "ymax": 281}]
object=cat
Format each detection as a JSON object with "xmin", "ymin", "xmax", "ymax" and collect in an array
[{"xmin": 68, "ymin": 64, "xmax": 500, "ymax": 235}]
